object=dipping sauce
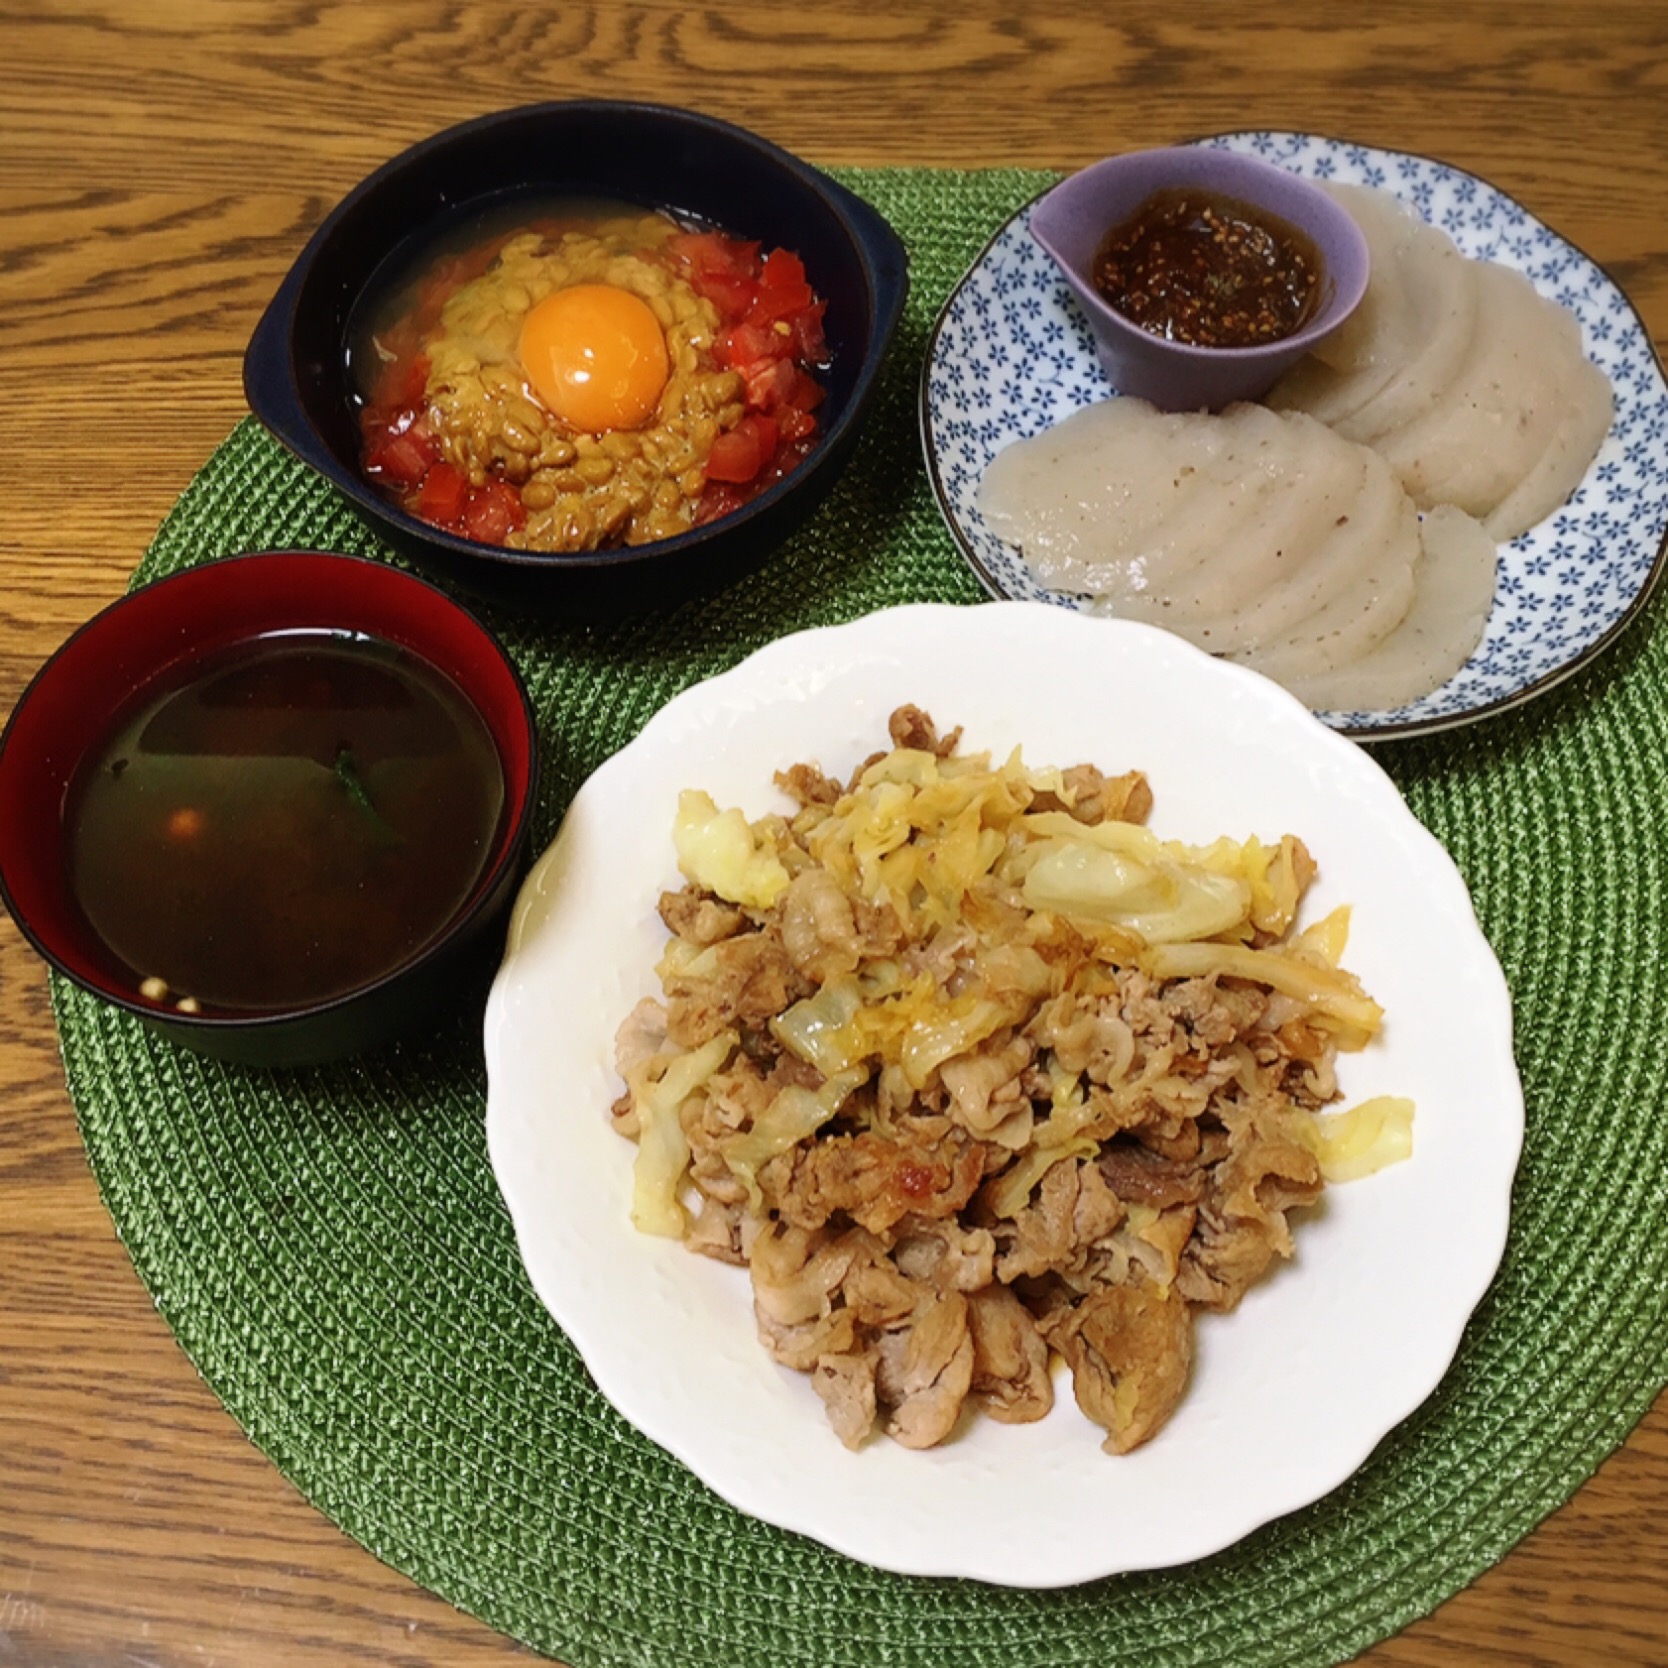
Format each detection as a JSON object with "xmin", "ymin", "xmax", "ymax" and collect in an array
[
  {"xmin": 1091, "ymin": 187, "xmax": 1321, "ymax": 347},
  {"xmin": 67, "ymin": 632, "xmax": 505, "ymax": 1014}
]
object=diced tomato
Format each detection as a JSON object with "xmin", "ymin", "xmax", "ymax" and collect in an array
[
  {"xmin": 400, "ymin": 354, "xmax": 432, "ymax": 409},
  {"xmin": 705, "ymin": 430, "xmax": 760, "ymax": 484},
  {"xmin": 747, "ymin": 277, "xmax": 815, "ymax": 326},
  {"xmin": 669, "ymin": 229, "xmax": 761, "ymax": 281},
  {"xmin": 757, "ymin": 247, "xmax": 808, "ymax": 293},
  {"xmin": 695, "ymin": 479, "xmax": 751, "ymax": 525},
  {"xmin": 365, "ymin": 352, "xmax": 431, "ymax": 418},
  {"xmin": 716, "ymin": 320, "xmax": 779, "ymax": 371},
  {"xmin": 364, "ymin": 426, "xmax": 439, "ymax": 488},
  {"xmin": 745, "ymin": 248, "xmax": 813, "ymax": 322},
  {"xmin": 790, "ymin": 301, "xmax": 829, "ymax": 366},
  {"xmin": 739, "ymin": 356, "xmax": 799, "ymax": 411},
  {"xmin": 694, "ymin": 268, "xmax": 758, "ymax": 320},
  {"xmin": 750, "ymin": 411, "xmax": 780, "ymax": 452},
  {"xmin": 707, "ymin": 414, "xmax": 779, "ymax": 484},
  {"xmin": 781, "ymin": 365, "xmax": 825, "ymax": 413},
  {"xmin": 776, "ymin": 405, "xmax": 818, "ymax": 443},
  {"xmin": 415, "ymin": 461, "xmax": 468, "ymax": 525},
  {"xmin": 460, "ymin": 478, "xmax": 527, "ymax": 544}
]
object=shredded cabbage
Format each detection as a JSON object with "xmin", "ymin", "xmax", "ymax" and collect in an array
[
  {"xmin": 627, "ymin": 1028, "xmax": 736, "ymax": 1237},
  {"xmin": 1020, "ymin": 837, "xmax": 1252, "ymax": 943},
  {"xmin": 770, "ymin": 975, "xmax": 868, "ymax": 1074},
  {"xmin": 673, "ymin": 789, "xmax": 790, "ymax": 909},
  {"xmin": 1297, "ymin": 1095, "xmax": 1415, "ymax": 1182},
  {"xmin": 1140, "ymin": 939, "xmax": 1384, "ymax": 1037}
]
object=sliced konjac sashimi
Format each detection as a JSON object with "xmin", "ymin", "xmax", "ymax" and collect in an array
[
  {"xmin": 1265, "ymin": 504, "xmax": 1498, "ymax": 712},
  {"xmin": 978, "ymin": 398, "xmax": 1292, "ymax": 600},
  {"xmin": 1270, "ymin": 184, "xmax": 1477, "ymax": 433},
  {"xmin": 1367, "ymin": 261, "xmax": 1585, "ymax": 523},
  {"xmin": 1096, "ymin": 407, "xmax": 1378, "ymax": 651},
  {"xmin": 1484, "ymin": 369, "xmax": 1614, "ymax": 541},
  {"xmin": 1201, "ymin": 438, "xmax": 1407, "ymax": 653},
  {"xmin": 1229, "ymin": 544, "xmax": 1418, "ymax": 691},
  {"xmin": 1269, "ymin": 180, "xmax": 1612, "ymax": 541},
  {"xmin": 977, "ymin": 397, "xmax": 1486, "ymax": 710}
]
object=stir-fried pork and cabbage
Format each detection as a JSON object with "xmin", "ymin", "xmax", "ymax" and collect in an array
[{"xmin": 610, "ymin": 708, "xmax": 1410, "ymax": 1454}]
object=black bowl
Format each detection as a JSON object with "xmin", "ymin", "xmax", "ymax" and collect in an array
[
  {"xmin": 243, "ymin": 101, "xmax": 909, "ymax": 613},
  {"xmin": 0, "ymin": 551, "xmax": 539, "ymax": 1067}
]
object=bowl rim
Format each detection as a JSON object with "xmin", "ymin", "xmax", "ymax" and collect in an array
[
  {"xmin": 1029, "ymin": 142, "xmax": 1371, "ymax": 365},
  {"xmin": 242, "ymin": 98, "xmax": 910, "ymax": 576},
  {"xmin": 0, "ymin": 548, "xmax": 541, "ymax": 1040}
]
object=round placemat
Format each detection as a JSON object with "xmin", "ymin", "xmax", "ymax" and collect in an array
[{"xmin": 53, "ymin": 167, "xmax": 1668, "ymax": 1668}]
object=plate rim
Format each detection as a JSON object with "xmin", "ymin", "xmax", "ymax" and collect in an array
[
  {"xmin": 917, "ymin": 130, "xmax": 1668, "ymax": 743},
  {"xmin": 484, "ymin": 599, "xmax": 1525, "ymax": 1586}
]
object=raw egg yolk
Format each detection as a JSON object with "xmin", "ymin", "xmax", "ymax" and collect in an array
[{"xmin": 519, "ymin": 284, "xmax": 670, "ymax": 433}]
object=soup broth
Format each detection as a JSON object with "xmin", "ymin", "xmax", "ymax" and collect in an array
[{"xmin": 68, "ymin": 631, "xmax": 505, "ymax": 1013}]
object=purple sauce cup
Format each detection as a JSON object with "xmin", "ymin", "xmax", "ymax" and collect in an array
[{"xmin": 1029, "ymin": 146, "xmax": 1370, "ymax": 412}]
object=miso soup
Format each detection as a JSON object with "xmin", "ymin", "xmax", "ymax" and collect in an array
[{"xmin": 67, "ymin": 631, "xmax": 505, "ymax": 1013}]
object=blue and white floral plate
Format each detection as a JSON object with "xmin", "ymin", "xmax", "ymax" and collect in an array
[{"xmin": 921, "ymin": 133, "xmax": 1668, "ymax": 739}]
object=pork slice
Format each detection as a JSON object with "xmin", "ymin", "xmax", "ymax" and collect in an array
[
  {"xmin": 875, "ymin": 1289, "xmax": 975, "ymax": 1449},
  {"xmin": 749, "ymin": 1221, "xmax": 863, "ymax": 1327},
  {"xmin": 940, "ymin": 1031, "xmax": 1034, "ymax": 1137},
  {"xmin": 777, "ymin": 867, "xmax": 861, "ymax": 982},
  {"xmin": 887, "ymin": 704, "xmax": 963, "ymax": 758},
  {"xmin": 1097, "ymin": 1142, "xmax": 1205, "ymax": 1209},
  {"xmin": 769, "ymin": 1129, "xmax": 988, "ymax": 1236},
  {"xmin": 1176, "ymin": 1206, "xmax": 1281, "ymax": 1312},
  {"xmin": 665, "ymin": 931, "xmax": 809, "ymax": 1049},
  {"xmin": 994, "ymin": 1156, "xmax": 1083, "ymax": 1282},
  {"xmin": 755, "ymin": 1305, "xmax": 858, "ymax": 1373},
  {"xmin": 892, "ymin": 1215, "xmax": 998, "ymax": 1293},
  {"xmin": 967, "ymin": 1286, "xmax": 1054, "ymax": 1424},
  {"xmin": 1027, "ymin": 762, "xmax": 1154, "ymax": 828},
  {"xmin": 812, "ymin": 1351, "xmax": 878, "ymax": 1449},
  {"xmin": 774, "ymin": 760, "xmax": 843, "ymax": 809},
  {"xmin": 1040, "ymin": 1282, "xmax": 1194, "ymax": 1455},
  {"xmin": 658, "ymin": 888, "xmax": 746, "ymax": 945}
]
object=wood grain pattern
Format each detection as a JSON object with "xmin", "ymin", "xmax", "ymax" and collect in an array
[{"xmin": 2, "ymin": 3, "xmax": 1665, "ymax": 1664}]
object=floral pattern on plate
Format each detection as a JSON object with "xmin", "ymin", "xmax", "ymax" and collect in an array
[{"xmin": 921, "ymin": 132, "xmax": 1668, "ymax": 738}]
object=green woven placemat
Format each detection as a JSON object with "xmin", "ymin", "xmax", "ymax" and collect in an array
[{"xmin": 54, "ymin": 168, "xmax": 1668, "ymax": 1667}]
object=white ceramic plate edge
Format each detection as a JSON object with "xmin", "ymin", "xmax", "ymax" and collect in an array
[{"xmin": 485, "ymin": 602, "xmax": 1524, "ymax": 1585}]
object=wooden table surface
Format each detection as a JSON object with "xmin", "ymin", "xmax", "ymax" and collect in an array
[{"xmin": 3, "ymin": 3, "xmax": 1666, "ymax": 1664}]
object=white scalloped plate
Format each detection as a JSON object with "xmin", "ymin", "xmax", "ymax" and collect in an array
[
  {"xmin": 484, "ymin": 602, "xmax": 1523, "ymax": 1586},
  {"xmin": 922, "ymin": 133, "xmax": 1668, "ymax": 739}
]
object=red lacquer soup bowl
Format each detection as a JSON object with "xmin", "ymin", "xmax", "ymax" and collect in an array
[{"xmin": 0, "ymin": 551, "xmax": 538, "ymax": 1066}]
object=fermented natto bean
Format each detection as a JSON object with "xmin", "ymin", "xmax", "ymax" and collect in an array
[{"xmin": 521, "ymin": 472, "xmax": 558, "ymax": 511}]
